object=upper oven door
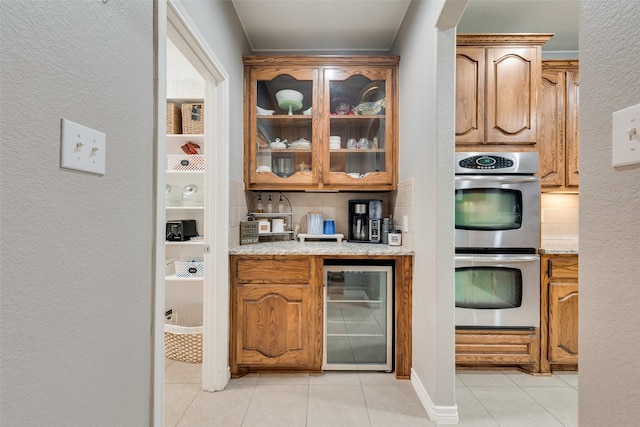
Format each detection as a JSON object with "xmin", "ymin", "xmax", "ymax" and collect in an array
[{"xmin": 455, "ymin": 175, "xmax": 540, "ymax": 250}]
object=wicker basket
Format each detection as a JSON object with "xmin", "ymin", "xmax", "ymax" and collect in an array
[
  {"xmin": 166, "ymin": 103, "xmax": 182, "ymax": 134},
  {"xmin": 181, "ymin": 103, "xmax": 204, "ymax": 134},
  {"xmin": 165, "ymin": 303, "xmax": 203, "ymax": 363}
]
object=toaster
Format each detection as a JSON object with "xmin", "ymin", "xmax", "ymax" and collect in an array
[{"xmin": 166, "ymin": 220, "xmax": 198, "ymax": 241}]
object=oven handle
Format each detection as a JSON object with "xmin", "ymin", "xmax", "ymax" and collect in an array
[
  {"xmin": 455, "ymin": 175, "xmax": 539, "ymax": 183},
  {"xmin": 455, "ymin": 254, "xmax": 540, "ymax": 263}
]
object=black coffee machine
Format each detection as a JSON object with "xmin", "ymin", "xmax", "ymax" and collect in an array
[{"xmin": 348, "ymin": 199, "xmax": 383, "ymax": 243}]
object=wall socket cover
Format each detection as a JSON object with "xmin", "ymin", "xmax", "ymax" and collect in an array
[
  {"xmin": 612, "ymin": 103, "xmax": 640, "ymax": 167},
  {"xmin": 60, "ymin": 118, "xmax": 106, "ymax": 175}
]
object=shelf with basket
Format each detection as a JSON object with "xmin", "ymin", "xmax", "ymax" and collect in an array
[{"xmin": 165, "ymin": 98, "xmax": 207, "ymax": 306}]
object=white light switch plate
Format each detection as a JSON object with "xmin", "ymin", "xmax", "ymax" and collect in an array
[
  {"xmin": 612, "ymin": 103, "xmax": 640, "ymax": 167},
  {"xmin": 60, "ymin": 119, "xmax": 106, "ymax": 175}
]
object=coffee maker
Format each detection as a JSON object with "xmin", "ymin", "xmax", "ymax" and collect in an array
[{"xmin": 348, "ymin": 199, "xmax": 383, "ymax": 243}]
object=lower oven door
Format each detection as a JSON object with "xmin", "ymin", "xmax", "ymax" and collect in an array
[{"xmin": 455, "ymin": 253, "xmax": 540, "ymax": 328}]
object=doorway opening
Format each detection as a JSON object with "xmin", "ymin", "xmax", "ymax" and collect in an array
[{"xmin": 154, "ymin": 0, "xmax": 230, "ymax": 424}]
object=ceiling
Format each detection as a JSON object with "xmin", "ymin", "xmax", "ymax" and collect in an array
[{"xmin": 231, "ymin": 0, "xmax": 579, "ymax": 53}]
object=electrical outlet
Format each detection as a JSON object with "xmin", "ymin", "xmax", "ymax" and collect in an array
[
  {"xmin": 612, "ymin": 103, "xmax": 640, "ymax": 167},
  {"xmin": 60, "ymin": 119, "xmax": 106, "ymax": 175}
]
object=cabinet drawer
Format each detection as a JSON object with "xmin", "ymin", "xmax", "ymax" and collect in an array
[
  {"xmin": 235, "ymin": 256, "xmax": 312, "ymax": 283},
  {"xmin": 455, "ymin": 329, "xmax": 540, "ymax": 368},
  {"xmin": 547, "ymin": 256, "xmax": 579, "ymax": 279}
]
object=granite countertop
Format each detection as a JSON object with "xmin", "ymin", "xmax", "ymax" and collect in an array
[
  {"xmin": 229, "ymin": 240, "xmax": 414, "ymax": 256},
  {"xmin": 539, "ymin": 239, "xmax": 579, "ymax": 255}
]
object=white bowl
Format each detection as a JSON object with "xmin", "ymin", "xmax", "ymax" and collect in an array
[
  {"xmin": 275, "ymin": 89, "xmax": 304, "ymax": 104},
  {"xmin": 303, "ymin": 107, "xmax": 312, "ymax": 115},
  {"xmin": 257, "ymin": 106, "xmax": 275, "ymax": 115}
]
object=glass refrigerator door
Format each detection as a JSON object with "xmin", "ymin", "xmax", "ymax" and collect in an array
[{"xmin": 323, "ymin": 265, "xmax": 393, "ymax": 370}]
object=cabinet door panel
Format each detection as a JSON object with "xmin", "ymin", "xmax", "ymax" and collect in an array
[
  {"xmin": 456, "ymin": 47, "xmax": 485, "ymax": 144},
  {"xmin": 486, "ymin": 47, "xmax": 540, "ymax": 144},
  {"xmin": 237, "ymin": 284, "xmax": 312, "ymax": 366},
  {"xmin": 538, "ymin": 70, "xmax": 565, "ymax": 187},
  {"xmin": 245, "ymin": 67, "xmax": 320, "ymax": 189},
  {"xmin": 322, "ymin": 67, "xmax": 396, "ymax": 189},
  {"xmin": 548, "ymin": 283, "xmax": 579, "ymax": 363},
  {"xmin": 566, "ymin": 70, "xmax": 580, "ymax": 187}
]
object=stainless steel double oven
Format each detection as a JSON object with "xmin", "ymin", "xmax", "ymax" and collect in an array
[{"xmin": 454, "ymin": 152, "xmax": 540, "ymax": 328}]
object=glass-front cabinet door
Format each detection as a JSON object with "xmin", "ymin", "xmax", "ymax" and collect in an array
[
  {"xmin": 323, "ymin": 67, "xmax": 395, "ymax": 188},
  {"xmin": 244, "ymin": 56, "xmax": 398, "ymax": 191},
  {"xmin": 246, "ymin": 67, "xmax": 319, "ymax": 189}
]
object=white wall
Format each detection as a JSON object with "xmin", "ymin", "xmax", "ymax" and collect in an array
[
  {"xmin": 179, "ymin": 0, "xmax": 251, "ymax": 182},
  {"xmin": 167, "ymin": 37, "xmax": 205, "ymax": 99},
  {"xmin": 0, "ymin": 1, "xmax": 155, "ymax": 425},
  {"xmin": 391, "ymin": 0, "xmax": 463, "ymax": 421},
  {"xmin": 579, "ymin": 1, "xmax": 640, "ymax": 424}
]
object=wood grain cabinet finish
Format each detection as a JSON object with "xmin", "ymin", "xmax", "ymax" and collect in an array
[
  {"xmin": 456, "ymin": 329, "xmax": 541, "ymax": 373},
  {"xmin": 456, "ymin": 34, "xmax": 552, "ymax": 150},
  {"xmin": 540, "ymin": 254, "xmax": 579, "ymax": 373},
  {"xmin": 230, "ymin": 255, "xmax": 322, "ymax": 374},
  {"xmin": 229, "ymin": 254, "xmax": 413, "ymax": 379},
  {"xmin": 243, "ymin": 56, "xmax": 399, "ymax": 191},
  {"xmin": 539, "ymin": 61, "xmax": 579, "ymax": 191}
]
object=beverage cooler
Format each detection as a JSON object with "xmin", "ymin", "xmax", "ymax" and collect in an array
[{"xmin": 323, "ymin": 264, "xmax": 393, "ymax": 371}]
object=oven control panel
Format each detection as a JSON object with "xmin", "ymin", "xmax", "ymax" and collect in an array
[{"xmin": 458, "ymin": 155, "xmax": 514, "ymax": 170}]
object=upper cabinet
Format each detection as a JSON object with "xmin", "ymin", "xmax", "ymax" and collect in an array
[
  {"xmin": 539, "ymin": 60, "xmax": 579, "ymax": 191},
  {"xmin": 456, "ymin": 34, "xmax": 553, "ymax": 150},
  {"xmin": 243, "ymin": 56, "xmax": 399, "ymax": 191}
]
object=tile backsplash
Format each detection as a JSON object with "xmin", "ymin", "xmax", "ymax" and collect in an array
[
  {"xmin": 228, "ymin": 178, "xmax": 415, "ymax": 247},
  {"xmin": 541, "ymin": 193, "xmax": 579, "ymax": 242}
]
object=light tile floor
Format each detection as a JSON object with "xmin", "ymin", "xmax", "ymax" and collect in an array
[{"xmin": 165, "ymin": 360, "xmax": 578, "ymax": 426}]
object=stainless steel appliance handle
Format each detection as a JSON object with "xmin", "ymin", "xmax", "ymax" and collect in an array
[
  {"xmin": 455, "ymin": 175, "xmax": 539, "ymax": 184},
  {"xmin": 455, "ymin": 254, "xmax": 540, "ymax": 263}
]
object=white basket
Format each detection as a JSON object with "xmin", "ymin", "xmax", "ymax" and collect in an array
[
  {"xmin": 175, "ymin": 258, "xmax": 204, "ymax": 277},
  {"xmin": 165, "ymin": 257, "xmax": 178, "ymax": 276},
  {"xmin": 167, "ymin": 154, "xmax": 205, "ymax": 171},
  {"xmin": 165, "ymin": 303, "xmax": 203, "ymax": 363}
]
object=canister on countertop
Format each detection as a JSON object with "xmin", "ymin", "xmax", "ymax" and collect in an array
[
  {"xmin": 388, "ymin": 229, "xmax": 402, "ymax": 246},
  {"xmin": 323, "ymin": 219, "xmax": 336, "ymax": 235},
  {"xmin": 307, "ymin": 212, "xmax": 324, "ymax": 235}
]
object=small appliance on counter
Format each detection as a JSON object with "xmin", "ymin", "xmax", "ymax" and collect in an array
[
  {"xmin": 166, "ymin": 219, "xmax": 198, "ymax": 241},
  {"xmin": 348, "ymin": 199, "xmax": 383, "ymax": 243}
]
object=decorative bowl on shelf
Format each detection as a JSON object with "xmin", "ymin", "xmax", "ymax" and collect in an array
[
  {"xmin": 256, "ymin": 106, "xmax": 275, "ymax": 115},
  {"xmin": 275, "ymin": 89, "xmax": 304, "ymax": 115}
]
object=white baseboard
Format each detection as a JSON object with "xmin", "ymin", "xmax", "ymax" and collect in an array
[{"xmin": 411, "ymin": 368, "xmax": 459, "ymax": 424}]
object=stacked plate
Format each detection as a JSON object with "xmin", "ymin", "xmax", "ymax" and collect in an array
[
  {"xmin": 290, "ymin": 138, "xmax": 311, "ymax": 149},
  {"xmin": 329, "ymin": 136, "xmax": 341, "ymax": 150}
]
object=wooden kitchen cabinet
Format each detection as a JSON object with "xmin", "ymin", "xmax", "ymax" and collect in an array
[
  {"xmin": 243, "ymin": 56, "xmax": 399, "ymax": 191},
  {"xmin": 540, "ymin": 253, "xmax": 579, "ymax": 373},
  {"xmin": 456, "ymin": 34, "xmax": 552, "ymax": 150},
  {"xmin": 229, "ymin": 253, "xmax": 413, "ymax": 378},
  {"xmin": 230, "ymin": 255, "xmax": 322, "ymax": 374},
  {"xmin": 539, "ymin": 61, "xmax": 579, "ymax": 191}
]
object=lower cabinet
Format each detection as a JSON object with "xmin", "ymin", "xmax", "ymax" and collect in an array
[
  {"xmin": 230, "ymin": 255, "xmax": 322, "ymax": 374},
  {"xmin": 541, "ymin": 253, "xmax": 579, "ymax": 373},
  {"xmin": 229, "ymin": 254, "xmax": 413, "ymax": 378}
]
